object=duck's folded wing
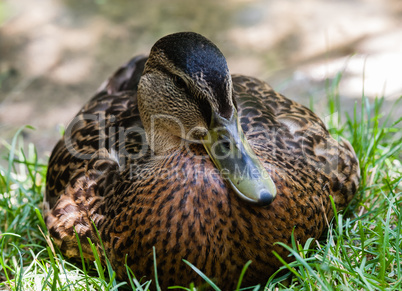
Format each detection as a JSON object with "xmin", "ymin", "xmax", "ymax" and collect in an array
[{"xmin": 45, "ymin": 55, "xmax": 149, "ymax": 209}]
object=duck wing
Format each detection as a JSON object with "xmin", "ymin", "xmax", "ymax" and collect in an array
[
  {"xmin": 45, "ymin": 55, "xmax": 148, "ymax": 209},
  {"xmin": 232, "ymin": 74, "xmax": 360, "ymax": 211}
]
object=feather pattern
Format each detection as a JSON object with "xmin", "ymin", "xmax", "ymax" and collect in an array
[{"xmin": 44, "ymin": 33, "xmax": 359, "ymax": 289}]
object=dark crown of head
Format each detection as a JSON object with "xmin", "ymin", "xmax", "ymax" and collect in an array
[{"xmin": 151, "ymin": 32, "xmax": 232, "ymax": 119}]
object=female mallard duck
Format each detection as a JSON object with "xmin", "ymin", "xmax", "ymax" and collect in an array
[{"xmin": 44, "ymin": 32, "xmax": 360, "ymax": 289}]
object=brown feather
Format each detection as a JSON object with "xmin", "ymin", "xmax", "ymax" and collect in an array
[{"xmin": 44, "ymin": 36, "xmax": 359, "ymax": 289}]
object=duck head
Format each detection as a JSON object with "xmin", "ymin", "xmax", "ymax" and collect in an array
[{"xmin": 138, "ymin": 32, "xmax": 276, "ymax": 206}]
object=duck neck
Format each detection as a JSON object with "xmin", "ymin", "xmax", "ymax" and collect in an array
[
  {"xmin": 146, "ymin": 127, "xmax": 183, "ymax": 156},
  {"xmin": 139, "ymin": 108, "xmax": 185, "ymax": 156}
]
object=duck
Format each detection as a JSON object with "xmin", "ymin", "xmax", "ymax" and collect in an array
[{"xmin": 44, "ymin": 32, "xmax": 360, "ymax": 289}]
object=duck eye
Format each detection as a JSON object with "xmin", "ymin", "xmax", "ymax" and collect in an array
[{"xmin": 173, "ymin": 75, "xmax": 187, "ymax": 90}]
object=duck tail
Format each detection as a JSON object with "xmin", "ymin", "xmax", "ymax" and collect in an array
[{"xmin": 96, "ymin": 55, "xmax": 148, "ymax": 95}]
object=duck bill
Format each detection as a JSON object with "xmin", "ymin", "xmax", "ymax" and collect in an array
[{"xmin": 201, "ymin": 110, "xmax": 276, "ymax": 206}]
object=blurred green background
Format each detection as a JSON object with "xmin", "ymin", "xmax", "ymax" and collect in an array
[{"xmin": 0, "ymin": 0, "xmax": 401, "ymax": 157}]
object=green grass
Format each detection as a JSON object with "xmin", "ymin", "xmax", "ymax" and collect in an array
[{"xmin": 0, "ymin": 83, "xmax": 401, "ymax": 290}]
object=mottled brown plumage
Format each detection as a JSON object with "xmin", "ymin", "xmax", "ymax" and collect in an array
[{"xmin": 44, "ymin": 32, "xmax": 360, "ymax": 289}]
